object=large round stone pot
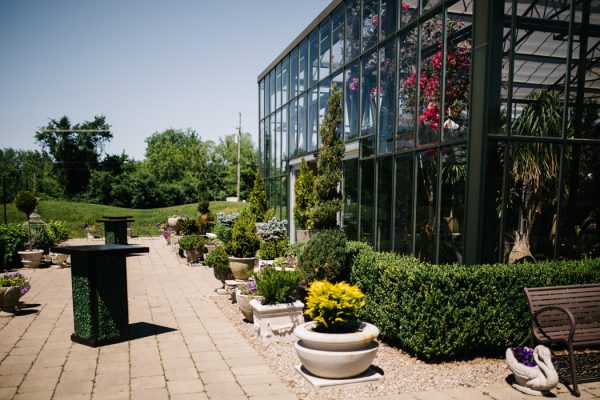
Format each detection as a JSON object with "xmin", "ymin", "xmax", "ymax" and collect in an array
[
  {"xmin": 18, "ymin": 249, "xmax": 44, "ymax": 268},
  {"xmin": 235, "ymin": 290, "xmax": 263, "ymax": 322},
  {"xmin": 213, "ymin": 265, "xmax": 234, "ymax": 284},
  {"xmin": 228, "ymin": 256, "xmax": 256, "ymax": 280},
  {"xmin": 294, "ymin": 321, "xmax": 379, "ymax": 379},
  {"xmin": 0, "ymin": 286, "xmax": 21, "ymax": 315},
  {"xmin": 185, "ymin": 248, "xmax": 203, "ymax": 263}
]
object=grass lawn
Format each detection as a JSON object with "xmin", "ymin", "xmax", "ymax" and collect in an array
[{"xmin": 1, "ymin": 200, "xmax": 245, "ymax": 238}]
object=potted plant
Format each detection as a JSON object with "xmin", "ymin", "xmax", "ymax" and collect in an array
[
  {"xmin": 82, "ymin": 215, "xmax": 97, "ymax": 239},
  {"xmin": 204, "ymin": 233, "xmax": 222, "ymax": 254},
  {"xmin": 167, "ymin": 215, "xmax": 182, "ymax": 228},
  {"xmin": 179, "ymin": 234, "xmax": 206, "ymax": 263},
  {"xmin": 235, "ymin": 279, "xmax": 263, "ymax": 322},
  {"xmin": 14, "ymin": 191, "xmax": 44, "ymax": 268},
  {"xmin": 256, "ymin": 217, "xmax": 288, "ymax": 263},
  {"xmin": 204, "ymin": 246, "xmax": 234, "ymax": 286},
  {"xmin": 294, "ymin": 157, "xmax": 317, "ymax": 242},
  {"xmin": 0, "ymin": 272, "xmax": 31, "ymax": 316},
  {"xmin": 294, "ymin": 280, "xmax": 379, "ymax": 379},
  {"xmin": 505, "ymin": 345, "xmax": 560, "ymax": 395},
  {"xmin": 249, "ymin": 267, "xmax": 303, "ymax": 342},
  {"xmin": 226, "ymin": 209, "xmax": 260, "ymax": 280}
]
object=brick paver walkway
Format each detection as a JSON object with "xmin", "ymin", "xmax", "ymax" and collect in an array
[{"xmin": 1, "ymin": 237, "xmax": 598, "ymax": 400}]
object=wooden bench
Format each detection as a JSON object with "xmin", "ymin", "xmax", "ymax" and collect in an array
[{"xmin": 524, "ymin": 284, "xmax": 600, "ymax": 396}]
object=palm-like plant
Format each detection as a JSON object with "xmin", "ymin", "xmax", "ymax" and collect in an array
[{"xmin": 505, "ymin": 90, "xmax": 567, "ymax": 262}]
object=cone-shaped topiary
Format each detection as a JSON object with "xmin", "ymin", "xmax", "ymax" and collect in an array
[
  {"xmin": 310, "ymin": 84, "xmax": 344, "ymax": 229},
  {"xmin": 248, "ymin": 172, "xmax": 268, "ymax": 222},
  {"xmin": 294, "ymin": 157, "xmax": 317, "ymax": 230},
  {"xmin": 227, "ymin": 208, "xmax": 260, "ymax": 258},
  {"xmin": 14, "ymin": 190, "xmax": 38, "ymax": 251}
]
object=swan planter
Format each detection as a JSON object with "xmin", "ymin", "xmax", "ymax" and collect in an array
[
  {"xmin": 294, "ymin": 321, "xmax": 379, "ymax": 379},
  {"xmin": 505, "ymin": 345, "xmax": 558, "ymax": 396}
]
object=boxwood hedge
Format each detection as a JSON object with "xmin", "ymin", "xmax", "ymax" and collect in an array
[{"xmin": 348, "ymin": 244, "xmax": 600, "ymax": 361}]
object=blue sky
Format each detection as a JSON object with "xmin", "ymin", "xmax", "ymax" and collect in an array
[{"xmin": 0, "ymin": 0, "xmax": 330, "ymax": 160}]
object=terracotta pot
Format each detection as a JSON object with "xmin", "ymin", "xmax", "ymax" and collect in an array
[
  {"xmin": 228, "ymin": 256, "xmax": 256, "ymax": 280},
  {"xmin": 0, "ymin": 286, "xmax": 21, "ymax": 315},
  {"xmin": 294, "ymin": 321, "xmax": 379, "ymax": 378},
  {"xmin": 18, "ymin": 249, "xmax": 44, "ymax": 268}
]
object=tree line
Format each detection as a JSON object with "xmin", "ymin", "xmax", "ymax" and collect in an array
[{"xmin": 1, "ymin": 115, "xmax": 258, "ymax": 208}]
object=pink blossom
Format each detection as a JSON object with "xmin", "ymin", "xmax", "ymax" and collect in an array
[{"xmin": 401, "ymin": 2, "xmax": 411, "ymax": 12}]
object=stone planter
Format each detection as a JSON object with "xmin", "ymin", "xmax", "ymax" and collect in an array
[
  {"xmin": 295, "ymin": 229, "xmax": 314, "ymax": 243},
  {"xmin": 294, "ymin": 321, "xmax": 379, "ymax": 378},
  {"xmin": 185, "ymin": 248, "xmax": 203, "ymax": 263},
  {"xmin": 505, "ymin": 346, "xmax": 558, "ymax": 395},
  {"xmin": 250, "ymin": 299, "xmax": 304, "ymax": 342},
  {"xmin": 213, "ymin": 266, "xmax": 234, "ymax": 284},
  {"xmin": 86, "ymin": 228, "xmax": 97, "ymax": 239},
  {"xmin": 0, "ymin": 286, "xmax": 20, "ymax": 316},
  {"xmin": 50, "ymin": 253, "xmax": 69, "ymax": 267},
  {"xmin": 235, "ymin": 290, "xmax": 263, "ymax": 322},
  {"xmin": 205, "ymin": 244, "xmax": 220, "ymax": 254},
  {"xmin": 228, "ymin": 256, "xmax": 256, "ymax": 280},
  {"xmin": 18, "ymin": 249, "xmax": 44, "ymax": 268},
  {"xmin": 167, "ymin": 217, "xmax": 181, "ymax": 228}
]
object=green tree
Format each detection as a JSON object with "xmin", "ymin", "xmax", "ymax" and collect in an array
[
  {"xmin": 144, "ymin": 128, "xmax": 202, "ymax": 182},
  {"xmin": 311, "ymin": 84, "xmax": 344, "ymax": 229},
  {"xmin": 35, "ymin": 115, "xmax": 111, "ymax": 197},
  {"xmin": 0, "ymin": 148, "xmax": 60, "ymax": 201},
  {"xmin": 213, "ymin": 133, "xmax": 258, "ymax": 200},
  {"xmin": 248, "ymin": 172, "xmax": 268, "ymax": 222},
  {"xmin": 294, "ymin": 157, "xmax": 317, "ymax": 229}
]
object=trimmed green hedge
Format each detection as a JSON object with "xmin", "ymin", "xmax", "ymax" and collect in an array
[{"xmin": 348, "ymin": 244, "xmax": 600, "ymax": 361}]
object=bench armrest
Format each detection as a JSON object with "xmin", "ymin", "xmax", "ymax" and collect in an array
[{"xmin": 531, "ymin": 305, "xmax": 576, "ymax": 343}]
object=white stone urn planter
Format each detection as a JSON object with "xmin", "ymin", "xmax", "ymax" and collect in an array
[
  {"xmin": 18, "ymin": 249, "xmax": 44, "ymax": 268},
  {"xmin": 250, "ymin": 298, "xmax": 304, "ymax": 342},
  {"xmin": 0, "ymin": 286, "xmax": 21, "ymax": 316},
  {"xmin": 294, "ymin": 321, "xmax": 380, "ymax": 379},
  {"xmin": 235, "ymin": 290, "xmax": 263, "ymax": 322},
  {"xmin": 228, "ymin": 256, "xmax": 256, "ymax": 280}
]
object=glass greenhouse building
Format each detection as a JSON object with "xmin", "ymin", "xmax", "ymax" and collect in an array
[{"xmin": 257, "ymin": 0, "xmax": 600, "ymax": 265}]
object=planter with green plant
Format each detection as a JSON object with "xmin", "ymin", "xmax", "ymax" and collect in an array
[
  {"xmin": 82, "ymin": 215, "xmax": 97, "ymax": 239},
  {"xmin": 256, "ymin": 217, "xmax": 288, "ymax": 262},
  {"xmin": 0, "ymin": 272, "xmax": 31, "ymax": 316},
  {"xmin": 293, "ymin": 280, "xmax": 379, "ymax": 379},
  {"xmin": 249, "ymin": 267, "xmax": 303, "ymax": 342},
  {"xmin": 204, "ymin": 245, "xmax": 234, "ymax": 286},
  {"xmin": 235, "ymin": 279, "xmax": 262, "ymax": 322},
  {"xmin": 294, "ymin": 157, "xmax": 317, "ymax": 242},
  {"xmin": 226, "ymin": 209, "xmax": 260, "ymax": 280},
  {"xmin": 179, "ymin": 234, "xmax": 206, "ymax": 263},
  {"xmin": 14, "ymin": 191, "xmax": 44, "ymax": 268}
]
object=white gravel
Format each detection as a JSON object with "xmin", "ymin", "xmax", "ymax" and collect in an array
[{"xmin": 210, "ymin": 293, "xmax": 510, "ymax": 399}]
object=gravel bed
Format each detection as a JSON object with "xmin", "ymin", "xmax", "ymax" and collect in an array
[{"xmin": 210, "ymin": 293, "xmax": 509, "ymax": 399}]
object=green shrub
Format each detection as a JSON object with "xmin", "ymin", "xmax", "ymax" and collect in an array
[
  {"xmin": 255, "ymin": 267, "xmax": 300, "ymax": 305},
  {"xmin": 204, "ymin": 246, "xmax": 229, "ymax": 270},
  {"xmin": 259, "ymin": 238, "xmax": 288, "ymax": 260},
  {"xmin": 47, "ymin": 220, "xmax": 70, "ymax": 243},
  {"xmin": 349, "ymin": 245, "xmax": 600, "ymax": 360},
  {"xmin": 305, "ymin": 280, "xmax": 365, "ymax": 333},
  {"xmin": 286, "ymin": 242, "xmax": 306, "ymax": 258},
  {"xmin": 14, "ymin": 190, "xmax": 38, "ymax": 250},
  {"xmin": 176, "ymin": 218, "xmax": 199, "ymax": 235},
  {"xmin": 297, "ymin": 229, "xmax": 347, "ymax": 285},
  {"xmin": 248, "ymin": 172, "xmax": 268, "ymax": 222},
  {"xmin": 294, "ymin": 157, "xmax": 316, "ymax": 230},
  {"xmin": 227, "ymin": 209, "xmax": 260, "ymax": 258},
  {"xmin": 214, "ymin": 221, "xmax": 232, "ymax": 246},
  {"xmin": 0, "ymin": 224, "xmax": 27, "ymax": 269},
  {"xmin": 179, "ymin": 234, "xmax": 206, "ymax": 250}
]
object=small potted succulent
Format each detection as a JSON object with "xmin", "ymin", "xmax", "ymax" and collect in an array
[
  {"xmin": 293, "ymin": 280, "xmax": 379, "ymax": 379},
  {"xmin": 204, "ymin": 246, "xmax": 234, "ymax": 286},
  {"xmin": 226, "ymin": 210, "xmax": 260, "ymax": 280},
  {"xmin": 179, "ymin": 234, "xmax": 206, "ymax": 263},
  {"xmin": 0, "ymin": 272, "xmax": 31, "ymax": 316},
  {"xmin": 249, "ymin": 267, "xmax": 303, "ymax": 342},
  {"xmin": 14, "ymin": 191, "xmax": 44, "ymax": 268}
]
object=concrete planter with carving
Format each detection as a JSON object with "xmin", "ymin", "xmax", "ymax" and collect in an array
[
  {"xmin": 294, "ymin": 321, "xmax": 380, "ymax": 378},
  {"xmin": 18, "ymin": 249, "xmax": 44, "ymax": 268},
  {"xmin": 228, "ymin": 256, "xmax": 255, "ymax": 280},
  {"xmin": 235, "ymin": 290, "xmax": 263, "ymax": 322},
  {"xmin": 250, "ymin": 299, "xmax": 304, "ymax": 342}
]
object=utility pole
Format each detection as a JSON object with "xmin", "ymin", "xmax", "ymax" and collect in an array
[
  {"xmin": 2, "ymin": 175, "xmax": 7, "ymax": 224},
  {"xmin": 236, "ymin": 113, "xmax": 242, "ymax": 202}
]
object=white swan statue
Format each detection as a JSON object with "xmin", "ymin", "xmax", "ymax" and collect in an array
[{"xmin": 505, "ymin": 345, "xmax": 559, "ymax": 396}]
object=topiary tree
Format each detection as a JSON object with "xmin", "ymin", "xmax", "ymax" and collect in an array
[
  {"xmin": 227, "ymin": 209, "xmax": 260, "ymax": 258},
  {"xmin": 294, "ymin": 157, "xmax": 317, "ymax": 230},
  {"xmin": 310, "ymin": 84, "xmax": 344, "ymax": 229},
  {"xmin": 297, "ymin": 229, "xmax": 348, "ymax": 286},
  {"xmin": 14, "ymin": 190, "xmax": 38, "ymax": 251},
  {"xmin": 248, "ymin": 172, "xmax": 268, "ymax": 222},
  {"xmin": 197, "ymin": 158, "xmax": 213, "ymax": 234}
]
